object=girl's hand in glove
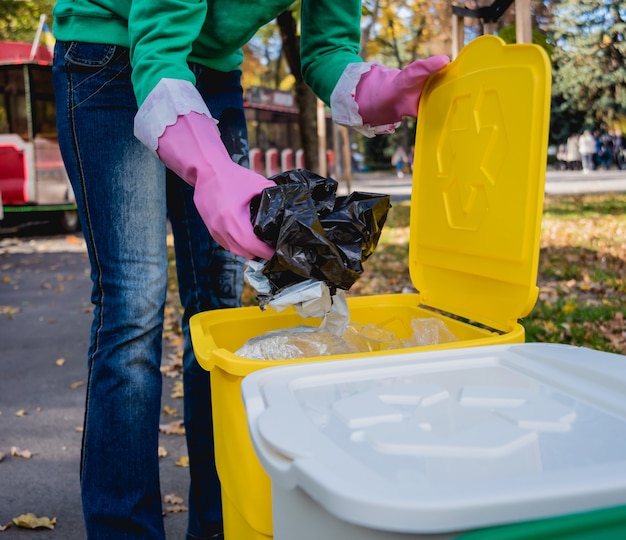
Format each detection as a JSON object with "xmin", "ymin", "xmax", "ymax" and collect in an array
[
  {"xmin": 156, "ymin": 112, "xmax": 275, "ymax": 260},
  {"xmin": 355, "ymin": 55, "xmax": 450, "ymax": 127}
]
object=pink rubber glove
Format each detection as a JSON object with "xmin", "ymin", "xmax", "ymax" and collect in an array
[
  {"xmin": 355, "ymin": 55, "xmax": 450, "ymax": 126},
  {"xmin": 157, "ymin": 112, "xmax": 275, "ymax": 260}
]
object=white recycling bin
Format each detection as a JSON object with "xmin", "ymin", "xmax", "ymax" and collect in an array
[{"xmin": 241, "ymin": 343, "xmax": 626, "ymax": 539}]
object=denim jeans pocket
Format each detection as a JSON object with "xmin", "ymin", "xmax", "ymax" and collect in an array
[
  {"xmin": 63, "ymin": 42, "xmax": 130, "ymax": 81},
  {"xmin": 65, "ymin": 41, "xmax": 117, "ymax": 65},
  {"xmin": 61, "ymin": 42, "xmax": 133, "ymax": 107}
]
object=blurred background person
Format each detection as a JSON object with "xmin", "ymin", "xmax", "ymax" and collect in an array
[
  {"xmin": 392, "ymin": 145, "xmax": 409, "ymax": 178},
  {"xmin": 597, "ymin": 130, "xmax": 615, "ymax": 170},
  {"xmin": 566, "ymin": 131, "xmax": 581, "ymax": 170},
  {"xmin": 614, "ymin": 129, "xmax": 624, "ymax": 170},
  {"xmin": 578, "ymin": 129, "xmax": 596, "ymax": 173},
  {"xmin": 556, "ymin": 143, "xmax": 568, "ymax": 170}
]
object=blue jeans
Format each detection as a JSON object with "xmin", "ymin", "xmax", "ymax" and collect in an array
[{"xmin": 53, "ymin": 41, "xmax": 247, "ymax": 539}]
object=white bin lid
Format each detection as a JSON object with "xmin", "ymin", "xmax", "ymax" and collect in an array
[{"xmin": 241, "ymin": 343, "xmax": 626, "ymax": 533}]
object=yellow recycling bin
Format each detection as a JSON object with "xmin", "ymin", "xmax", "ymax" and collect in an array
[{"xmin": 190, "ymin": 35, "xmax": 552, "ymax": 540}]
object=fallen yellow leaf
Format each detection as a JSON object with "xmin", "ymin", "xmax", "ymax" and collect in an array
[
  {"xmin": 158, "ymin": 446, "xmax": 168, "ymax": 458},
  {"xmin": 11, "ymin": 447, "xmax": 35, "ymax": 459},
  {"xmin": 542, "ymin": 320, "xmax": 558, "ymax": 332},
  {"xmin": 70, "ymin": 381, "xmax": 84, "ymax": 389},
  {"xmin": 163, "ymin": 494, "xmax": 183, "ymax": 505},
  {"xmin": 163, "ymin": 405, "xmax": 178, "ymax": 416},
  {"xmin": 175, "ymin": 456, "xmax": 189, "ymax": 468},
  {"xmin": 164, "ymin": 504, "xmax": 188, "ymax": 514},
  {"xmin": 562, "ymin": 299, "xmax": 578, "ymax": 314},
  {"xmin": 66, "ymin": 234, "xmax": 82, "ymax": 244},
  {"xmin": 170, "ymin": 380, "xmax": 184, "ymax": 399},
  {"xmin": 12, "ymin": 513, "xmax": 56, "ymax": 530},
  {"xmin": 159, "ymin": 420, "xmax": 185, "ymax": 436},
  {"xmin": 15, "ymin": 409, "xmax": 27, "ymax": 417},
  {"xmin": 55, "ymin": 358, "xmax": 66, "ymax": 366}
]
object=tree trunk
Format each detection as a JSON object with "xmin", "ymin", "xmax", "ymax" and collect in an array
[
  {"xmin": 295, "ymin": 81, "xmax": 320, "ymax": 171},
  {"xmin": 277, "ymin": 9, "xmax": 319, "ymax": 171}
]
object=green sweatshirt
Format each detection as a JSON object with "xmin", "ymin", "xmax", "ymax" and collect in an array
[{"xmin": 52, "ymin": 0, "xmax": 363, "ymax": 107}]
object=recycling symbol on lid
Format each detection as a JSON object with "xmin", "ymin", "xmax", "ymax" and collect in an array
[{"xmin": 437, "ymin": 85, "xmax": 507, "ymax": 231}]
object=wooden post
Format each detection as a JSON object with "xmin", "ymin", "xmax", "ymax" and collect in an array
[
  {"xmin": 339, "ymin": 125, "xmax": 352, "ymax": 192},
  {"xmin": 481, "ymin": 0, "xmax": 497, "ymax": 36},
  {"xmin": 451, "ymin": 14, "xmax": 465, "ymax": 58},
  {"xmin": 484, "ymin": 22, "xmax": 497, "ymax": 35},
  {"xmin": 516, "ymin": 0, "xmax": 533, "ymax": 44},
  {"xmin": 317, "ymin": 98, "xmax": 327, "ymax": 177}
]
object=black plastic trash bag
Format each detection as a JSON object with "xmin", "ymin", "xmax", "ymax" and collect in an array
[{"xmin": 250, "ymin": 169, "xmax": 391, "ymax": 294}]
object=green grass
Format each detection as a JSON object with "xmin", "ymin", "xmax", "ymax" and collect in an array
[{"xmin": 521, "ymin": 194, "xmax": 625, "ymax": 354}]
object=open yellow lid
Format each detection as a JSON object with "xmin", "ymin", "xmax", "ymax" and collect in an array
[{"xmin": 410, "ymin": 35, "xmax": 551, "ymax": 332}]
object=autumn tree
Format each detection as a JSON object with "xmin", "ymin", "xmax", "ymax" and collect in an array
[
  {"xmin": 549, "ymin": 0, "xmax": 626, "ymax": 130},
  {"xmin": 368, "ymin": 0, "xmax": 451, "ymax": 64},
  {"xmin": 359, "ymin": 0, "xmax": 451, "ymax": 165},
  {"xmin": 0, "ymin": 0, "xmax": 54, "ymax": 42}
]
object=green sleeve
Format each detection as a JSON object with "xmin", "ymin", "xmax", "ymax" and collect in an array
[
  {"xmin": 128, "ymin": 0, "xmax": 207, "ymax": 106},
  {"xmin": 300, "ymin": 0, "xmax": 363, "ymax": 106}
]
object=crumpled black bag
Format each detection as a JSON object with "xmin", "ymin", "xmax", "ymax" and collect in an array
[{"xmin": 250, "ymin": 169, "xmax": 391, "ymax": 294}]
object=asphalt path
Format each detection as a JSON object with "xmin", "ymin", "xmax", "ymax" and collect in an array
[
  {"xmin": 0, "ymin": 234, "xmax": 189, "ymax": 538},
  {"xmin": 1, "ymin": 166, "xmax": 625, "ymax": 538},
  {"xmin": 341, "ymin": 167, "xmax": 626, "ymax": 201}
]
